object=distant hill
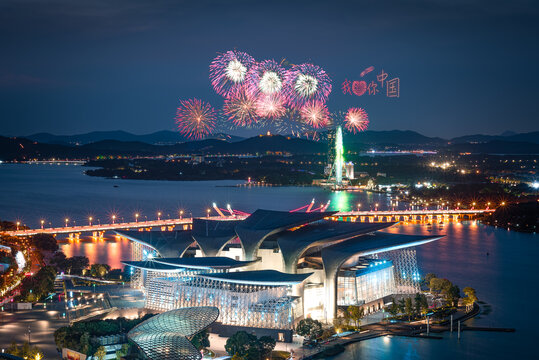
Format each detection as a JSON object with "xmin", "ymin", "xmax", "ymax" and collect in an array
[
  {"xmin": 450, "ymin": 131, "xmax": 539, "ymax": 144},
  {"xmin": 447, "ymin": 140, "xmax": 539, "ymax": 154},
  {"xmin": 25, "ymin": 130, "xmax": 244, "ymax": 145},
  {"xmin": 345, "ymin": 130, "xmax": 447, "ymax": 145},
  {"xmin": 0, "ymin": 134, "xmax": 325, "ymax": 161}
]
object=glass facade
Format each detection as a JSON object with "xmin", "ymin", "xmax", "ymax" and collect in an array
[{"xmin": 337, "ymin": 261, "xmax": 396, "ymax": 306}]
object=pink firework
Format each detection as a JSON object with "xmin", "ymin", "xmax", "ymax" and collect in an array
[
  {"xmin": 285, "ymin": 63, "xmax": 332, "ymax": 108},
  {"xmin": 300, "ymin": 100, "xmax": 330, "ymax": 129},
  {"xmin": 344, "ymin": 107, "xmax": 369, "ymax": 133},
  {"xmin": 246, "ymin": 59, "xmax": 289, "ymax": 97},
  {"xmin": 175, "ymin": 99, "xmax": 216, "ymax": 140},
  {"xmin": 256, "ymin": 94, "xmax": 286, "ymax": 119},
  {"xmin": 223, "ymin": 89, "xmax": 259, "ymax": 126},
  {"xmin": 209, "ymin": 50, "xmax": 256, "ymax": 98}
]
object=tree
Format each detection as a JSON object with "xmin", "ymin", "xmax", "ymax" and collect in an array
[
  {"xmin": 94, "ymin": 346, "xmax": 107, "ymax": 360},
  {"xmin": 90, "ymin": 264, "xmax": 111, "ymax": 278},
  {"xmin": 31, "ymin": 233, "xmax": 59, "ymax": 252},
  {"xmin": 295, "ymin": 318, "xmax": 323, "ymax": 339},
  {"xmin": 346, "ymin": 306, "xmax": 364, "ymax": 329},
  {"xmin": 225, "ymin": 331, "xmax": 257, "ymax": 358},
  {"xmin": 424, "ymin": 273, "xmax": 437, "ymax": 288},
  {"xmin": 258, "ymin": 336, "xmax": 276, "ymax": 359},
  {"xmin": 398, "ymin": 298, "xmax": 406, "ymax": 313},
  {"xmin": 66, "ymin": 256, "xmax": 89, "ymax": 275},
  {"xmin": 115, "ymin": 343, "xmax": 129, "ymax": 360},
  {"xmin": 443, "ymin": 284, "xmax": 460, "ymax": 307},
  {"xmin": 386, "ymin": 298, "xmax": 400, "ymax": 316},
  {"xmin": 50, "ymin": 251, "xmax": 67, "ymax": 272},
  {"xmin": 190, "ymin": 329, "xmax": 210, "ymax": 350},
  {"xmin": 7, "ymin": 341, "xmax": 43, "ymax": 359},
  {"xmin": 404, "ymin": 297, "xmax": 414, "ymax": 321},
  {"xmin": 462, "ymin": 287, "xmax": 478, "ymax": 310}
]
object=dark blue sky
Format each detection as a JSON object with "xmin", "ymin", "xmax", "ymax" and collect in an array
[{"xmin": 1, "ymin": 0, "xmax": 538, "ymax": 138}]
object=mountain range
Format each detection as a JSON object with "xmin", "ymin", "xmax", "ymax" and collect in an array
[
  {"xmin": 1, "ymin": 130, "xmax": 537, "ymax": 161},
  {"xmin": 21, "ymin": 129, "xmax": 539, "ymax": 146}
]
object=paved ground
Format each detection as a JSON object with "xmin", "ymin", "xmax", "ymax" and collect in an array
[{"xmin": 0, "ymin": 301, "xmax": 68, "ymax": 358}]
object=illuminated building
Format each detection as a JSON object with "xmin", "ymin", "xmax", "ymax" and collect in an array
[
  {"xmin": 345, "ymin": 161, "xmax": 355, "ymax": 180},
  {"xmin": 128, "ymin": 306, "xmax": 219, "ymax": 360},
  {"xmin": 118, "ymin": 210, "xmax": 441, "ymax": 341}
]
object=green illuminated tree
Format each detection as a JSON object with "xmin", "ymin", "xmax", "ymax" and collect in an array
[
  {"xmin": 94, "ymin": 346, "xmax": 107, "ymax": 360},
  {"xmin": 346, "ymin": 305, "xmax": 364, "ymax": 329}
]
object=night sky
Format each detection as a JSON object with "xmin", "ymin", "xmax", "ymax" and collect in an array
[{"xmin": 1, "ymin": 0, "xmax": 538, "ymax": 138}]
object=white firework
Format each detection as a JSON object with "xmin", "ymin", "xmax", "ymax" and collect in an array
[
  {"xmin": 259, "ymin": 71, "xmax": 283, "ymax": 95},
  {"xmin": 225, "ymin": 59, "xmax": 247, "ymax": 83},
  {"xmin": 295, "ymin": 74, "xmax": 319, "ymax": 97}
]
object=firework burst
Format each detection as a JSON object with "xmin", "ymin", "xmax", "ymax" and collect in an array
[
  {"xmin": 256, "ymin": 94, "xmax": 286, "ymax": 119},
  {"xmin": 246, "ymin": 59, "xmax": 289, "ymax": 97},
  {"xmin": 285, "ymin": 63, "xmax": 332, "ymax": 108},
  {"xmin": 209, "ymin": 50, "xmax": 256, "ymax": 97},
  {"xmin": 300, "ymin": 100, "xmax": 330, "ymax": 129},
  {"xmin": 344, "ymin": 107, "xmax": 369, "ymax": 133},
  {"xmin": 223, "ymin": 89, "xmax": 260, "ymax": 126},
  {"xmin": 175, "ymin": 99, "xmax": 216, "ymax": 140}
]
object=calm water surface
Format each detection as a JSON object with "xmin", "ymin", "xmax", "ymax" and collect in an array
[{"xmin": 1, "ymin": 164, "xmax": 537, "ymax": 359}]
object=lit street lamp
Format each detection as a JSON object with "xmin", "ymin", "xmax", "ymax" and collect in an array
[
  {"xmin": 157, "ymin": 212, "xmax": 162, "ymax": 221},
  {"xmin": 40, "ymin": 220, "xmax": 44, "ymax": 229},
  {"xmin": 135, "ymin": 213, "xmax": 139, "ymax": 223},
  {"xmin": 179, "ymin": 210, "xmax": 184, "ymax": 220},
  {"xmin": 16, "ymin": 221, "xmax": 20, "ymax": 231},
  {"xmin": 207, "ymin": 208, "xmax": 211, "ymax": 218},
  {"xmin": 89, "ymin": 217, "xmax": 93, "ymax": 226},
  {"xmin": 112, "ymin": 215, "xmax": 116, "ymax": 224},
  {"xmin": 65, "ymin": 218, "xmax": 69, "ymax": 227}
]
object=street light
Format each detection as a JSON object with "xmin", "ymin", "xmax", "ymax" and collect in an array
[
  {"xmin": 375, "ymin": 203, "xmax": 379, "ymax": 211},
  {"xmin": 157, "ymin": 212, "xmax": 161, "ymax": 221},
  {"xmin": 89, "ymin": 217, "xmax": 93, "ymax": 226},
  {"xmin": 357, "ymin": 203, "xmax": 361, "ymax": 211},
  {"xmin": 112, "ymin": 215, "xmax": 116, "ymax": 224},
  {"xmin": 16, "ymin": 221, "xmax": 20, "ymax": 231},
  {"xmin": 207, "ymin": 209, "xmax": 211, "ymax": 218},
  {"xmin": 40, "ymin": 220, "xmax": 44, "ymax": 229},
  {"xmin": 135, "ymin": 213, "xmax": 139, "ymax": 223},
  {"xmin": 65, "ymin": 218, "xmax": 69, "ymax": 227},
  {"xmin": 179, "ymin": 210, "xmax": 184, "ymax": 220}
]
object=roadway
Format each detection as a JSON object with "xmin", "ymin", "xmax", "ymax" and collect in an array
[{"xmin": 1, "ymin": 209, "xmax": 494, "ymax": 237}]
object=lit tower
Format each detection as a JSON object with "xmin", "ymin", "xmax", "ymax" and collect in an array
[{"xmin": 334, "ymin": 126, "xmax": 344, "ymax": 186}]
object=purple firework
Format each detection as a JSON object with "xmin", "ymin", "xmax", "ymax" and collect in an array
[
  {"xmin": 285, "ymin": 63, "xmax": 332, "ymax": 108},
  {"xmin": 209, "ymin": 50, "xmax": 256, "ymax": 98}
]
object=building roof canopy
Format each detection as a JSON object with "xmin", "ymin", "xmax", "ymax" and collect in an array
[{"xmin": 197, "ymin": 269, "xmax": 312, "ymax": 286}]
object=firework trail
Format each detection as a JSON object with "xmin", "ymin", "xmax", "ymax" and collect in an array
[
  {"xmin": 175, "ymin": 99, "xmax": 216, "ymax": 140},
  {"xmin": 209, "ymin": 50, "xmax": 256, "ymax": 97},
  {"xmin": 246, "ymin": 59, "xmax": 289, "ymax": 97},
  {"xmin": 360, "ymin": 66, "xmax": 375, "ymax": 77},
  {"xmin": 300, "ymin": 100, "xmax": 330, "ymax": 129},
  {"xmin": 223, "ymin": 89, "xmax": 260, "ymax": 127},
  {"xmin": 285, "ymin": 63, "xmax": 332, "ymax": 108},
  {"xmin": 344, "ymin": 107, "xmax": 369, "ymax": 133},
  {"xmin": 256, "ymin": 93, "xmax": 286, "ymax": 119}
]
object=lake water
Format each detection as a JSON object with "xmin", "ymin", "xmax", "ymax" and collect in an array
[{"xmin": 1, "ymin": 163, "xmax": 537, "ymax": 359}]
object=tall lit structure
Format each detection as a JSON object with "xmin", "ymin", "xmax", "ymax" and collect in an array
[{"xmin": 334, "ymin": 126, "xmax": 344, "ymax": 186}]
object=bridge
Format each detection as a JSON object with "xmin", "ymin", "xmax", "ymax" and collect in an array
[{"xmin": 1, "ymin": 208, "xmax": 494, "ymax": 238}]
